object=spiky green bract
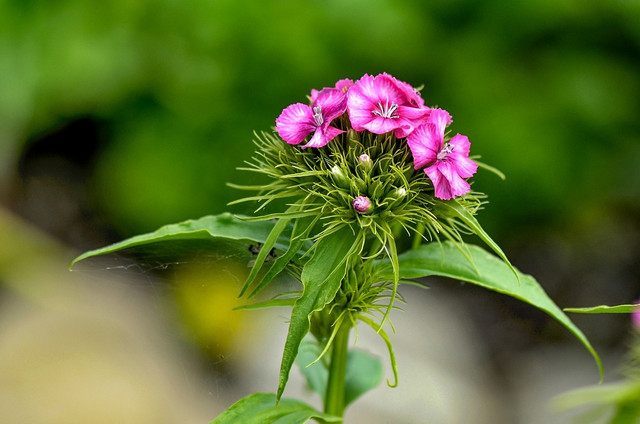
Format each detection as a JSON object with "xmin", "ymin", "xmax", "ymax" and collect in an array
[
  {"xmin": 233, "ymin": 128, "xmax": 486, "ymax": 402},
  {"xmin": 234, "ymin": 129, "xmax": 484, "ymax": 291}
]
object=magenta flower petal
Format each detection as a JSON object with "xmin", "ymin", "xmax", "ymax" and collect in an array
[
  {"xmin": 391, "ymin": 75, "xmax": 425, "ymax": 108},
  {"xmin": 394, "ymin": 105, "xmax": 430, "ymax": 138},
  {"xmin": 407, "ymin": 124, "xmax": 439, "ymax": 169},
  {"xmin": 304, "ymin": 125, "xmax": 344, "ymax": 149},
  {"xmin": 276, "ymin": 103, "xmax": 316, "ymax": 145},
  {"xmin": 335, "ymin": 78, "xmax": 354, "ymax": 92},
  {"xmin": 347, "ymin": 73, "xmax": 426, "ymax": 136},
  {"xmin": 426, "ymin": 162, "xmax": 471, "ymax": 200},
  {"xmin": 311, "ymin": 79, "xmax": 355, "ymax": 102},
  {"xmin": 315, "ymin": 88, "xmax": 347, "ymax": 123},
  {"xmin": 428, "ymin": 108, "xmax": 452, "ymax": 135},
  {"xmin": 449, "ymin": 134, "xmax": 477, "ymax": 178},
  {"xmin": 407, "ymin": 108, "xmax": 476, "ymax": 199}
]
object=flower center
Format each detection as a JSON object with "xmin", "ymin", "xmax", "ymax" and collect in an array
[
  {"xmin": 313, "ymin": 106, "xmax": 324, "ymax": 126},
  {"xmin": 372, "ymin": 100, "xmax": 399, "ymax": 119},
  {"xmin": 437, "ymin": 143, "xmax": 454, "ymax": 161}
]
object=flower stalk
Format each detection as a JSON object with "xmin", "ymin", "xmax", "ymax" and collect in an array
[{"xmin": 323, "ymin": 318, "xmax": 352, "ymax": 418}]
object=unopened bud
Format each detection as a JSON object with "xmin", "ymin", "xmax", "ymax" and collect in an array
[
  {"xmin": 385, "ymin": 187, "xmax": 407, "ymax": 207},
  {"xmin": 353, "ymin": 196, "xmax": 372, "ymax": 214},
  {"xmin": 358, "ymin": 153, "xmax": 372, "ymax": 170},
  {"xmin": 330, "ymin": 165, "xmax": 351, "ymax": 189}
]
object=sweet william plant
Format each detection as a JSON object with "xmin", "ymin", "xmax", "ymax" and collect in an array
[{"xmin": 72, "ymin": 73, "xmax": 603, "ymax": 423}]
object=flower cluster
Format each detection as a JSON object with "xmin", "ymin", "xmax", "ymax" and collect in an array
[{"xmin": 276, "ymin": 73, "xmax": 477, "ymax": 200}]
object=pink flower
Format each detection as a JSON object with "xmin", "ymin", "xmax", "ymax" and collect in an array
[
  {"xmin": 353, "ymin": 196, "xmax": 371, "ymax": 214},
  {"xmin": 347, "ymin": 73, "xmax": 429, "ymax": 138},
  {"xmin": 276, "ymin": 88, "xmax": 346, "ymax": 148},
  {"xmin": 407, "ymin": 108, "xmax": 477, "ymax": 200},
  {"xmin": 633, "ymin": 301, "xmax": 640, "ymax": 329},
  {"xmin": 311, "ymin": 78, "xmax": 354, "ymax": 103}
]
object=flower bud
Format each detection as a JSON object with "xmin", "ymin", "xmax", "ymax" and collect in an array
[
  {"xmin": 353, "ymin": 177, "xmax": 367, "ymax": 193},
  {"xmin": 358, "ymin": 153, "xmax": 372, "ymax": 171},
  {"xmin": 330, "ymin": 165, "xmax": 351, "ymax": 190},
  {"xmin": 385, "ymin": 187, "xmax": 407, "ymax": 207},
  {"xmin": 352, "ymin": 196, "xmax": 372, "ymax": 214}
]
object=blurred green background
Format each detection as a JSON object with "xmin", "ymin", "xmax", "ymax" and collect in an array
[{"xmin": 1, "ymin": 0, "xmax": 639, "ymax": 422}]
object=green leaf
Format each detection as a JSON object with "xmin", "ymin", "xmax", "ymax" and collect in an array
[
  {"xmin": 277, "ymin": 226, "xmax": 360, "ymax": 402},
  {"xmin": 387, "ymin": 241, "xmax": 603, "ymax": 378},
  {"xmin": 296, "ymin": 337, "xmax": 384, "ymax": 407},
  {"xmin": 210, "ymin": 393, "xmax": 341, "ymax": 424},
  {"xmin": 234, "ymin": 297, "xmax": 297, "ymax": 311},
  {"xmin": 70, "ymin": 213, "xmax": 292, "ymax": 268},
  {"xmin": 248, "ymin": 214, "xmax": 318, "ymax": 298},
  {"xmin": 552, "ymin": 381, "xmax": 640, "ymax": 410},
  {"xmin": 240, "ymin": 210, "xmax": 293, "ymax": 296},
  {"xmin": 434, "ymin": 199, "xmax": 520, "ymax": 284},
  {"xmin": 564, "ymin": 304, "xmax": 639, "ymax": 314},
  {"xmin": 296, "ymin": 336, "xmax": 327, "ymax": 398},
  {"xmin": 344, "ymin": 349, "xmax": 384, "ymax": 406}
]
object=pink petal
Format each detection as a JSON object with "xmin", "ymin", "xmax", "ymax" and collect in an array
[
  {"xmin": 347, "ymin": 74, "xmax": 405, "ymax": 133},
  {"xmin": 425, "ymin": 165, "xmax": 453, "ymax": 200},
  {"xmin": 407, "ymin": 124, "xmax": 439, "ymax": 169},
  {"xmin": 449, "ymin": 134, "xmax": 471, "ymax": 156},
  {"xmin": 426, "ymin": 162, "xmax": 471, "ymax": 199},
  {"xmin": 394, "ymin": 106, "xmax": 431, "ymax": 138},
  {"xmin": 303, "ymin": 125, "xmax": 344, "ymax": 148},
  {"xmin": 427, "ymin": 108, "xmax": 452, "ymax": 137},
  {"xmin": 347, "ymin": 76, "xmax": 377, "ymax": 131},
  {"xmin": 310, "ymin": 88, "xmax": 320, "ymax": 103},
  {"xmin": 389, "ymin": 74, "xmax": 425, "ymax": 107},
  {"xmin": 315, "ymin": 88, "xmax": 347, "ymax": 123},
  {"xmin": 276, "ymin": 103, "xmax": 315, "ymax": 145},
  {"xmin": 335, "ymin": 78, "xmax": 354, "ymax": 92},
  {"xmin": 373, "ymin": 73, "xmax": 406, "ymax": 106},
  {"xmin": 363, "ymin": 116, "xmax": 399, "ymax": 135},
  {"xmin": 452, "ymin": 155, "xmax": 477, "ymax": 179}
]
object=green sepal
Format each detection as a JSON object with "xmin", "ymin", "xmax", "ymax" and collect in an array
[
  {"xmin": 209, "ymin": 393, "xmax": 341, "ymax": 424},
  {"xmin": 277, "ymin": 226, "xmax": 361, "ymax": 402},
  {"xmin": 385, "ymin": 241, "xmax": 603, "ymax": 379},
  {"xmin": 296, "ymin": 336, "xmax": 384, "ymax": 407},
  {"xmin": 564, "ymin": 304, "xmax": 639, "ymax": 314},
  {"xmin": 70, "ymin": 213, "xmax": 291, "ymax": 269}
]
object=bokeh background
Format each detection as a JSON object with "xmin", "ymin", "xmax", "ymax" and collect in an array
[{"xmin": 1, "ymin": 1, "xmax": 639, "ymax": 423}]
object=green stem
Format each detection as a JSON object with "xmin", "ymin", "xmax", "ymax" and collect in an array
[
  {"xmin": 324, "ymin": 319, "xmax": 351, "ymax": 418},
  {"xmin": 412, "ymin": 222, "xmax": 425, "ymax": 250}
]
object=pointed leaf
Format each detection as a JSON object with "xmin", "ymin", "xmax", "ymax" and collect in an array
[
  {"xmin": 234, "ymin": 297, "xmax": 297, "ymax": 311},
  {"xmin": 277, "ymin": 226, "xmax": 359, "ymax": 402},
  {"xmin": 296, "ymin": 336, "xmax": 327, "ymax": 399},
  {"xmin": 210, "ymin": 393, "xmax": 341, "ymax": 424},
  {"xmin": 240, "ymin": 211, "xmax": 293, "ymax": 296},
  {"xmin": 564, "ymin": 304, "xmax": 639, "ymax": 314},
  {"xmin": 552, "ymin": 381, "xmax": 640, "ymax": 411},
  {"xmin": 434, "ymin": 199, "xmax": 520, "ymax": 283},
  {"xmin": 389, "ymin": 241, "xmax": 603, "ymax": 378},
  {"xmin": 249, "ymin": 214, "xmax": 317, "ymax": 298},
  {"xmin": 344, "ymin": 349, "xmax": 384, "ymax": 406},
  {"xmin": 296, "ymin": 337, "xmax": 384, "ymax": 407},
  {"xmin": 70, "ymin": 213, "xmax": 292, "ymax": 268}
]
